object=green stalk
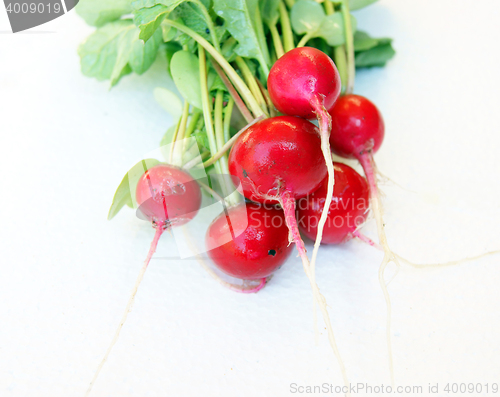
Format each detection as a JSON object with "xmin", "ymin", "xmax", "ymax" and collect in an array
[
  {"xmin": 297, "ymin": 31, "xmax": 315, "ymax": 48},
  {"xmin": 209, "ymin": 57, "xmax": 254, "ymax": 123},
  {"xmin": 334, "ymin": 46, "xmax": 348, "ymax": 95},
  {"xmin": 223, "ymin": 97, "xmax": 235, "ymax": 143},
  {"xmin": 284, "ymin": 0, "xmax": 295, "ymax": 9},
  {"xmin": 324, "ymin": 0, "xmax": 347, "ymax": 94},
  {"xmin": 279, "ymin": 1, "xmax": 295, "ymax": 52},
  {"xmin": 341, "ymin": 0, "xmax": 355, "ymax": 94},
  {"xmin": 163, "ymin": 19, "xmax": 264, "ymax": 119},
  {"xmin": 214, "ymin": 90, "xmax": 238, "ymax": 205},
  {"xmin": 253, "ymin": 4, "xmax": 271, "ymax": 77},
  {"xmin": 198, "ymin": 45, "xmax": 222, "ymax": 175},
  {"xmin": 324, "ymin": 0, "xmax": 334, "ymax": 15},
  {"xmin": 171, "ymin": 101, "xmax": 190, "ymax": 165},
  {"xmin": 269, "ymin": 23, "xmax": 285, "ymax": 58},
  {"xmin": 184, "ymin": 109, "xmax": 201, "ymax": 140},
  {"xmin": 235, "ymin": 57, "xmax": 269, "ymax": 116}
]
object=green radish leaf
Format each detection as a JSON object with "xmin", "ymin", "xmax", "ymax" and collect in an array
[
  {"xmin": 349, "ymin": 0, "xmax": 378, "ymax": 11},
  {"xmin": 170, "ymin": 51, "xmax": 203, "ymax": 109},
  {"xmin": 353, "ymin": 30, "xmax": 379, "ymax": 51},
  {"xmin": 164, "ymin": 41, "xmax": 183, "ymax": 75},
  {"xmin": 78, "ymin": 19, "xmax": 162, "ymax": 86},
  {"xmin": 260, "ymin": 0, "xmax": 280, "ymax": 25},
  {"xmin": 129, "ymin": 27, "xmax": 163, "ymax": 74},
  {"xmin": 355, "ymin": 42, "xmax": 395, "ymax": 68},
  {"xmin": 108, "ymin": 158, "xmax": 161, "ymax": 220},
  {"xmin": 291, "ymin": 0, "xmax": 356, "ymax": 47},
  {"xmin": 76, "ymin": 0, "xmax": 132, "ymax": 27},
  {"xmin": 176, "ymin": 2, "xmax": 225, "ymax": 45},
  {"xmin": 213, "ymin": 0, "xmax": 270, "ymax": 72},
  {"xmin": 318, "ymin": 13, "xmax": 357, "ymax": 47},
  {"xmin": 133, "ymin": 1, "xmax": 185, "ymax": 42},
  {"xmin": 290, "ymin": 0, "xmax": 325, "ymax": 35},
  {"xmin": 153, "ymin": 87, "xmax": 183, "ymax": 118},
  {"xmin": 78, "ymin": 20, "xmax": 137, "ymax": 86}
]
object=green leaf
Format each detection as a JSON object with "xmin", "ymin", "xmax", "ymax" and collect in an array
[
  {"xmin": 355, "ymin": 42, "xmax": 395, "ymax": 68},
  {"xmin": 318, "ymin": 13, "xmax": 357, "ymax": 47},
  {"xmin": 260, "ymin": 0, "xmax": 280, "ymax": 25},
  {"xmin": 176, "ymin": 2, "xmax": 225, "ymax": 45},
  {"xmin": 133, "ymin": 1, "xmax": 185, "ymax": 42},
  {"xmin": 349, "ymin": 0, "xmax": 378, "ymax": 11},
  {"xmin": 291, "ymin": 0, "xmax": 356, "ymax": 47},
  {"xmin": 153, "ymin": 87, "xmax": 183, "ymax": 118},
  {"xmin": 129, "ymin": 27, "xmax": 163, "ymax": 74},
  {"xmin": 133, "ymin": 4, "xmax": 171, "ymax": 42},
  {"xmin": 353, "ymin": 30, "xmax": 379, "ymax": 51},
  {"xmin": 170, "ymin": 51, "xmax": 203, "ymax": 109},
  {"xmin": 213, "ymin": 0, "xmax": 270, "ymax": 72},
  {"xmin": 108, "ymin": 158, "xmax": 161, "ymax": 220},
  {"xmin": 291, "ymin": 0, "xmax": 325, "ymax": 35},
  {"xmin": 76, "ymin": 0, "xmax": 132, "ymax": 27},
  {"xmin": 78, "ymin": 19, "xmax": 161, "ymax": 86},
  {"xmin": 78, "ymin": 20, "xmax": 136, "ymax": 86}
]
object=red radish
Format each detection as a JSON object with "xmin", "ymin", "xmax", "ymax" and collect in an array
[
  {"xmin": 267, "ymin": 47, "xmax": 341, "ymax": 324},
  {"xmin": 297, "ymin": 162, "xmax": 369, "ymax": 244},
  {"xmin": 85, "ymin": 164, "xmax": 201, "ymax": 396},
  {"xmin": 329, "ymin": 94, "xmax": 384, "ymax": 159},
  {"xmin": 228, "ymin": 115, "xmax": 349, "ymax": 387},
  {"xmin": 205, "ymin": 202, "xmax": 293, "ymax": 289},
  {"xmin": 328, "ymin": 94, "xmax": 397, "ymax": 384}
]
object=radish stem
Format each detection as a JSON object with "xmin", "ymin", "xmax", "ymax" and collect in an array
[
  {"xmin": 269, "ymin": 23, "xmax": 285, "ymax": 58},
  {"xmin": 341, "ymin": 0, "xmax": 355, "ymax": 94},
  {"xmin": 279, "ymin": 1, "xmax": 295, "ymax": 52},
  {"xmin": 209, "ymin": 58, "xmax": 254, "ymax": 123},
  {"xmin": 85, "ymin": 225, "xmax": 164, "ymax": 397}
]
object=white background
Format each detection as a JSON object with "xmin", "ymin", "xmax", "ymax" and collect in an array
[{"xmin": 1, "ymin": 1, "xmax": 500, "ymax": 396}]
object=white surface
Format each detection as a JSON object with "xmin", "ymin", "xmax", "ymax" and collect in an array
[{"xmin": 1, "ymin": 1, "xmax": 500, "ymax": 396}]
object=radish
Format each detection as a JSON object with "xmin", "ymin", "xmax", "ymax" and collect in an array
[
  {"xmin": 205, "ymin": 202, "xmax": 293, "ymax": 291},
  {"xmin": 267, "ymin": 47, "xmax": 341, "ymax": 322},
  {"xmin": 297, "ymin": 162, "xmax": 369, "ymax": 244},
  {"xmin": 228, "ymin": 115, "xmax": 349, "ymax": 387},
  {"xmin": 85, "ymin": 164, "xmax": 202, "ymax": 396},
  {"xmin": 328, "ymin": 94, "xmax": 397, "ymax": 383}
]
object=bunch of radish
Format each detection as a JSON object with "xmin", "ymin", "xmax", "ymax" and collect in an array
[{"xmin": 75, "ymin": 0, "xmax": 497, "ymax": 395}]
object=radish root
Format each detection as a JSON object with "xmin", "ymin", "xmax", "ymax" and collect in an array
[
  {"xmin": 280, "ymin": 190, "xmax": 350, "ymax": 396},
  {"xmin": 358, "ymin": 151, "xmax": 399, "ymax": 387},
  {"xmin": 85, "ymin": 224, "xmax": 165, "ymax": 397},
  {"xmin": 310, "ymin": 95, "xmax": 336, "ymax": 344}
]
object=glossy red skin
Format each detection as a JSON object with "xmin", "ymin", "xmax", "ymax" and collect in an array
[
  {"xmin": 228, "ymin": 116, "xmax": 327, "ymax": 204},
  {"xmin": 329, "ymin": 94, "xmax": 385, "ymax": 159},
  {"xmin": 206, "ymin": 202, "xmax": 293, "ymax": 279},
  {"xmin": 297, "ymin": 162, "xmax": 369, "ymax": 244},
  {"xmin": 268, "ymin": 47, "xmax": 341, "ymax": 119},
  {"xmin": 136, "ymin": 164, "xmax": 202, "ymax": 227}
]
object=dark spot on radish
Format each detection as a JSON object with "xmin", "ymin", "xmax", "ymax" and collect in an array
[{"xmin": 268, "ymin": 249, "xmax": 276, "ymax": 256}]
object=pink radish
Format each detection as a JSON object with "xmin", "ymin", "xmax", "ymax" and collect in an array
[
  {"xmin": 267, "ymin": 47, "xmax": 341, "ymax": 323},
  {"xmin": 205, "ymin": 202, "xmax": 293, "ymax": 291},
  {"xmin": 85, "ymin": 164, "xmax": 202, "ymax": 396},
  {"xmin": 228, "ymin": 115, "xmax": 349, "ymax": 388},
  {"xmin": 297, "ymin": 162, "xmax": 369, "ymax": 244}
]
